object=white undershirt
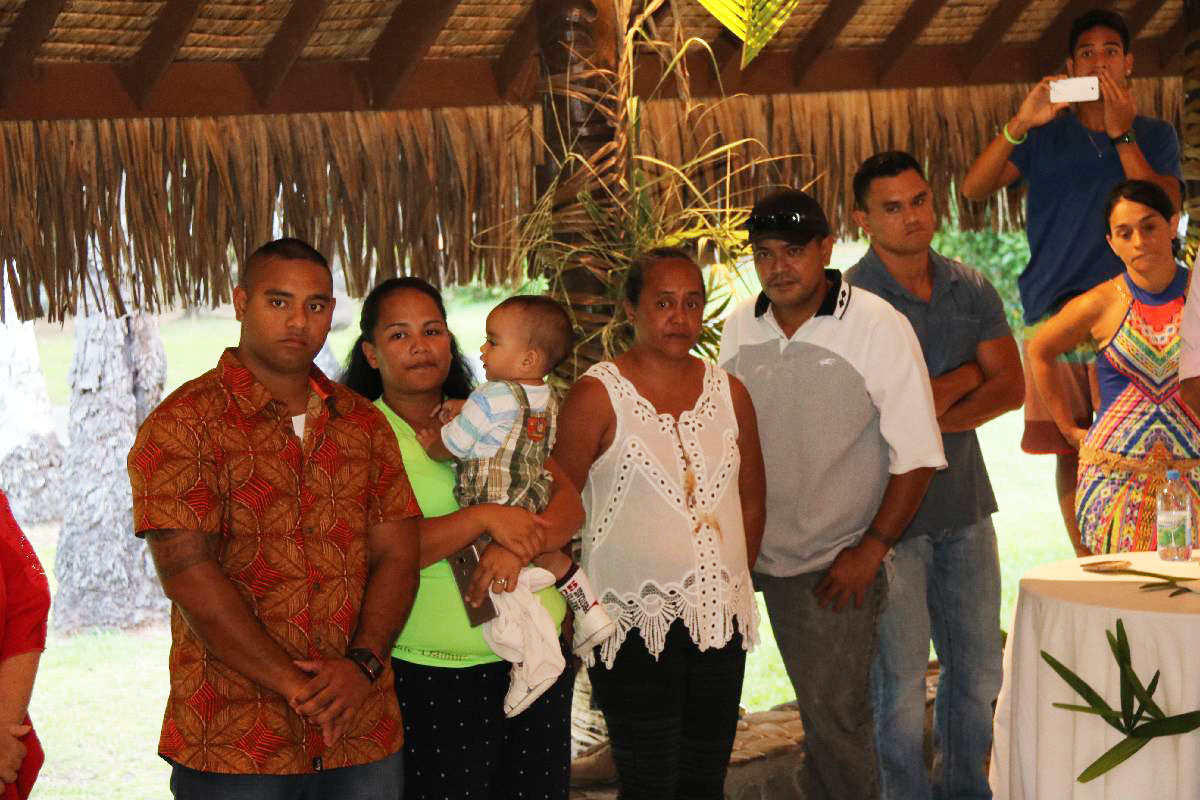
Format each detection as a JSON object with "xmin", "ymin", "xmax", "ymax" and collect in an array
[{"xmin": 291, "ymin": 413, "xmax": 305, "ymax": 438}]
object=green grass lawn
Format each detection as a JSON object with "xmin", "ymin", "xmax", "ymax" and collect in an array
[{"xmin": 24, "ymin": 284, "xmax": 1073, "ymax": 797}]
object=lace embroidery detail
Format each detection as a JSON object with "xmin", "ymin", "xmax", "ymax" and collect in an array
[
  {"xmin": 585, "ymin": 570, "xmax": 761, "ymax": 668},
  {"xmin": 581, "ymin": 362, "xmax": 758, "ymax": 667}
]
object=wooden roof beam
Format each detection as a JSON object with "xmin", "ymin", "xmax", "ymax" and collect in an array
[
  {"xmin": 1035, "ymin": 0, "xmax": 1116, "ymax": 76},
  {"xmin": 0, "ymin": 0, "xmax": 68, "ymax": 106},
  {"xmin": 243, "ymin": 0, "xmax": 333, "ymax": 107},
  {"xmin": 0, "ymin": 38, "xmax": 1185, "ymax": 120},
  {"xmin": 493, "ymin": 7, "xmax": 538, "ymax": 103},
  {"xmin": 1124, "ymin": 0, "xmax": 1165, "ymax": 39},
  {"xmin": 793, "ymin": 0, "xmax": 866, "ymax": 87},
  {"xmin": 120, "ymin": 0, "xmax": 205, "ymax": 108},
  {"xmin": 877, "ymin": 0, "xmax": 952, "ymax": 84},
  {"xmin": 369, "ymin": 0, "xmax": 465, "ymax": 109},
  {"xmin": 964, "ymin": 0, "xmax": 1036, "ymax": 81},
  {"xmin": 1159, "ymin": 17, "xmax": 1187, "ymax": 71}
]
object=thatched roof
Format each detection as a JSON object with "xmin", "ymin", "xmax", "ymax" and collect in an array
[{"xmin": 0, "ymin": 1, "xmax": 1186, "ymax": 319}]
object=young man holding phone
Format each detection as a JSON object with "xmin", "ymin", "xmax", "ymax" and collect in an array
[{"xmin": 961, "ymin": 8, "xmax": 1182, "ymax": 558}]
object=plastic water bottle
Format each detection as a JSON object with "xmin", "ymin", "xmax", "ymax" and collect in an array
[{"xmin": 1157, "ymin": 469, "xmax": 1193, "ymax": 561}]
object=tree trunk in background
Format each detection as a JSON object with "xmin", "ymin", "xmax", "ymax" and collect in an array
[
  {"xmin": 0, "ymin": 289, "xmax": 63, "ymax": 526},
  {"xmin": 537, "ymin": 0, "xmax": 622, "ymax": 380},
  {"xmin": 53, "ymin": 306, "xmax": 169, "ymax": 632},
  {"xmin": 1184, "ymin": 2, "xmax": 1200, "ymax": 266},
  {"xmin": 537, "ymin": 0, "xmax": 620, "ymax": 752}
]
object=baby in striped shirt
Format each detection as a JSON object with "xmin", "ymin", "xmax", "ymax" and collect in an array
[{"xmin": 419, "ymin": 295, "xmax": 613, "ymax": 714}]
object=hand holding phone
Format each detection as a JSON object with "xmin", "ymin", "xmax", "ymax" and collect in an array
[
  {"xmin": 448, "ymin": 542, "xmax": 499, "ymax": 627},
  {"xmin": 1049, "ymin": 76, "xmax": 1099, "ymax": 104}
]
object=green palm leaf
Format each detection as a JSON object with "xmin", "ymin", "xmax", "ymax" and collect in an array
[
  {"xmin": 1046, "ymin": 619, "xmax": 1200, "ymax": 783},
  {"xmin": 1122, "ymin": 665, "xmax": 1164, "ymax": 722},
  {"xmin": 1131, "ymin": 710, "xmax": 1200, "ymax": 738},
  {"xmin": 695, "ymin": 0, "xmax": 802, "ymax": 67},
  {"xmin": 1077, "ymin": 736, "xmax": 1151, "ymax": 783},
  {"xmin": 1051, "ymin": 703, "xmax": 1125, "ymax": 725},
  {"xmin": 1041, "ymin": 650, "xmax": 1120, "ymax": 730}
]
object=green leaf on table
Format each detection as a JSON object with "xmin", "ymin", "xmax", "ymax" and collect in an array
[
  {"xmin": 1046, "ymin": 619, "xmax": 1200, "ymax": 783},
  {"xmin": 1052, "ymin": 702, "xmax": 1125, "ymax": 725},
  {"xmin": 1115, "ymin": 620, "xmax": 1131, "ymax": 660},
  {"xmin": 1121, "ymin": 664, "xmax": 1163, "ymax": 721},
  {"xmin": 1077, "ymin": 736, "xmax": 1151, "ymax": 783},
  {"xmin": 1042, "ymin": 650, "xmax": 1117, "ymax": 721},
  {"xmin": 1108, "ymin": 626, "xmax": 1134, "ymax": 729},
  {"xmin": 1131, "ymin": 710, "xmax": 1200, "ymax": 737}
]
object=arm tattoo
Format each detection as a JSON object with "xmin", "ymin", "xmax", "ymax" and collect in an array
[{"xmin": 144, "ymin": 529, "xmax": 216, "ymax": 581}]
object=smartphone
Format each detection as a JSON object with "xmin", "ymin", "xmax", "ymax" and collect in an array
[
  {"xmin": 1049, "ymin": 76, "xmax": 1099, "ymax": 104},
  {"xmin": 447, "ymin": 542, "xmax": 499, "ymax": 627}
]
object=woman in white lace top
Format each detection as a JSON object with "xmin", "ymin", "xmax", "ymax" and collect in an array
[{"xmin": 553, "ymin": 248, "xmax": 765, "ymax": 799}]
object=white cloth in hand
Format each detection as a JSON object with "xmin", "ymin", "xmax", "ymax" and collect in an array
[{"xmin": 482, "ymin": 566, "xmax": 565, "ymax": 717}]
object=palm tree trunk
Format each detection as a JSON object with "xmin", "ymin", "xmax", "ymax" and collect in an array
[
  {"xmin": 535, "ymin": 0, "xmax": 621, "ymax": 753},
  {"xmin": 536, "ymin": 0, "xmax": 625, "ymax": 381},
  {"xmin": 52, "ymin": 265, "xmax": 170, "ymax": 632}
]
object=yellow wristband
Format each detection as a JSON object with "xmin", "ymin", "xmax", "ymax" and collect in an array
[{"xmin": 1002, "ymin": 122, "xmax": 1028, "ymax": 146}]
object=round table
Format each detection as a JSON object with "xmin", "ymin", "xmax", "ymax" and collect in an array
[{"xmin": 990, "ymin": 551, "xmax": 1200, "ymax": 799}]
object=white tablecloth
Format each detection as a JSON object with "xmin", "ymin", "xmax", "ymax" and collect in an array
[{"xmin": 990, "ymin": 551, "xmax": 1200, "ymax": 799}]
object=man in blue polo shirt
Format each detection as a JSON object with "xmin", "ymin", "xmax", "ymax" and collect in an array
[
  {"xmin": 847, "ymin": 151, "xmax": 1025, "ymax": 799},
  {"xmin": 961, "ymin": 8, "xmax": 1182, "ymax": 557},
  {"xmin": 720, "ymin": 188, "xmax": 946, "ymax": 799}
]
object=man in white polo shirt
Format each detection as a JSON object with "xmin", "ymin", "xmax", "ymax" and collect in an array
[{"xmin": 719, "ymin": 189, "xmax": 946, "ymax": 800}]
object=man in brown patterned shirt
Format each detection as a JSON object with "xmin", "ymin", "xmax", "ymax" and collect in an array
[{"xmin": 128, "ymin": 238, "xmax": 421, "ymax": 798}]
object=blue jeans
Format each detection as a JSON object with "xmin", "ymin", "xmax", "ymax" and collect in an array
[
  {"xmin": 169, "ymin": 752, "xmax": 403, "ymax": 799},
  {"xmin": 871, "ymin": 517, "xmax": 1003, "ymax": 800}
]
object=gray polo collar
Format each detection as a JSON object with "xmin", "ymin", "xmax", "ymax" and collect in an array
[
  {"xmin": 855, "ymin": 246, "xmax": 959, "ymax": 304},
  {"xmin": 754, "ymin": 269, "xmax": 851, "ymax": 320}
]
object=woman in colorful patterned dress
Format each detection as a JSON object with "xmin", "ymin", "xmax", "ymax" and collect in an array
[{"xmin": 1029, "ymin": 179, "xmax": 1198, "ymax": 553}]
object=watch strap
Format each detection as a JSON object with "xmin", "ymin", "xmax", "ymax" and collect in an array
[
  {"xmin": 347, "ymin": 647, "xmax": 384, "ymax": 683},
  {"xmin": 1110, "ymin": 130, "xmax": 1136, "ymax": 147}
]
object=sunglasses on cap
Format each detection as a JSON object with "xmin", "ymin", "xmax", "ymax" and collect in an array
[{"xmin": 744, "ymin": 211, "xmax": 828, "ymax": 235}]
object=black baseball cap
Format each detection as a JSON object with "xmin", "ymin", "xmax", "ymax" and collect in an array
[{"xmin": 746, "ymin": 189, "xmax": 831, "ymax": 246}]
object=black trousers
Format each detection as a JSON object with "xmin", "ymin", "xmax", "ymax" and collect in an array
[
  {"xmin": 587, "ymin": 621, "xmax": 746, "ymax": 800},
  {"xmin": 393, "ymin": 654, "xmax": 574, "ymax": 800}
]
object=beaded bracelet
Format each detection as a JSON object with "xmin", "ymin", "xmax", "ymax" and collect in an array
[{"xmin": 1002, "ymin": 122, "xmax": 1028, "ymax": 146}]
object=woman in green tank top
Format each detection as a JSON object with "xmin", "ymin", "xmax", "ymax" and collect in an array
[{"xmin": 342, "ymin": 277, "xmax": 583, "ymax": 800}]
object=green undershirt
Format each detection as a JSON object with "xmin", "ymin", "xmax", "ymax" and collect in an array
[{"xmin": 377, "ymin": 399, "xmax": 566, "ymax": 668}]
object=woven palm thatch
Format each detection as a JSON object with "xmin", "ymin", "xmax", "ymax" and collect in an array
[
  {"xmin": 0, "ymin": 75, "xmax": 1181, "ymax": 321},
  {"xmin": 0, "ymin": 1, "xmax": 1185, "ymax": 320},
  {"xmin": 0, "ymin": 105, "xmax": 544, "ymax": 320},
  {"xmin": 636, "ymin": 77, "xmax": 1180, "ymax": 231}
]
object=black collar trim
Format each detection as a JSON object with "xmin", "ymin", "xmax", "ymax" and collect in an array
[{"xmin": 754, "ymin": 269, "xmax": 850, "ymax": 321}]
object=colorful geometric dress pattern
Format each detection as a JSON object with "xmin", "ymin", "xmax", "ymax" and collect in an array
[
  {"xmin": 1077, "ymin": 272, "xmax": 1200, "ymax": 553},
  {"xmin": 128, "ymin": 349, "xmax": 420, "ymax": 774}
]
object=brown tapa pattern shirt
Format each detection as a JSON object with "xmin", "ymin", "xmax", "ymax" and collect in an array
[{"xmin": 128, "ymin": 348, "xmax": 419, "ymax": 774}]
